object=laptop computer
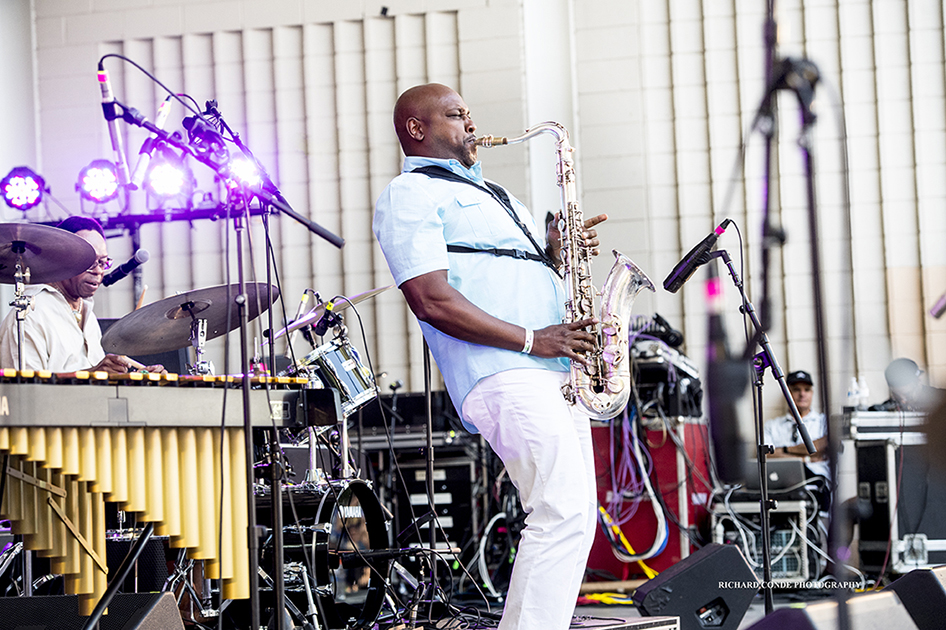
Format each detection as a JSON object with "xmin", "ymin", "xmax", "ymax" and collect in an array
[{"xmin": 743, "ymin": 458, "xmax": 807, "ymax": 492}]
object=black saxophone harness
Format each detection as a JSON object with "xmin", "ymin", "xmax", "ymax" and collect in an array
[{"xmin": 411, "ymin": 165, "xmax": 561, "ymax": 277}]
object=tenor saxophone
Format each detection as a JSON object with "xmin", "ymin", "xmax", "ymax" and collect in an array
[{"xmin": 477, "ymin": 122, "xmax": 655, "ymax": 420}]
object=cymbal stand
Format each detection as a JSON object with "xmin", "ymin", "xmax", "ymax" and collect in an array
[
  {"xmin": 187, "ymin": 316, "xmax": 214, "ymax": 375},
  {"xmin": 10, "ymin": 256, "xmax": 32, "ymax": 373},
  {"xmin": 9, "ymin": 256, "xmax": 33, "ymax": 595}
]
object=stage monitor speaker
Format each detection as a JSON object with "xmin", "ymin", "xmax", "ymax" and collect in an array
[
  {"xmin": 886, "ymin": 565, "xmax": 946, "ymax": 630},
  {"xmin": 743, "ymin": 591, "xmax": 919, "ymax": 630},
  {"xmin": 0, "ymin": 592, "xmax": 184, "ymax": 630},
  {"xmin": 632, "ymin": 542, "xmax": 757, "ymax": 630}
]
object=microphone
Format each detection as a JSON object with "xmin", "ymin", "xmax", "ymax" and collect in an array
[
  {"xmin": 663, "ymin": 218, "xmax": 732, "ymax": 293},
  {"xmin": 312, "ymin": 299, "xmax": 340, "ymax": 337},
  {"xmin": 704, "ymin": 264, "xmax": 751, "ymax": 485},
  {"xmin": 129, "ymin": 95, "xmax": 173, "ymax": 190},
  {"xmin": 102, "ymin": 249, "xmax": 150, "ymax": 287},
  {"xmin": 97, "ymin": 67, "xmax": 131, "ymax": 187}
]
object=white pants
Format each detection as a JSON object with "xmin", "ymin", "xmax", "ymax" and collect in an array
[{"xmin": 462, "ymin": 369, "xmax": 597, "ymax": 630}]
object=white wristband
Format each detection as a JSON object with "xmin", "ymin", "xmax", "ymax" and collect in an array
[{"xmin": 521, "ymin": 329, "xmax": 534, "ymax": 354}]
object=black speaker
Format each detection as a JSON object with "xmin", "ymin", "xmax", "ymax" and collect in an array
[
  {"xmin": 886, "ymin": 566, "xmax": 946, "ymax": 629},
  {"xmin": 632, "ymin": 543, "xmax": 758, "ymax": 630},
  {"xmin": 744, "ymin": 591, "xmax": 919, "ymax": 629},
  {"xmin": 0, "ymin": 592, "xmax": 184, "ymax": 630}
]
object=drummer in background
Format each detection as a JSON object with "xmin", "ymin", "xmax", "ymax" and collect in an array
[{"xmin": 0, "ymin": 216, "xmax": 164, "ymax": 374}]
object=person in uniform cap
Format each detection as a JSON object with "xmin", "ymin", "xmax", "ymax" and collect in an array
[{"xmin": 763, "ymin": 369, "xmax": 829, "ymax": 480}]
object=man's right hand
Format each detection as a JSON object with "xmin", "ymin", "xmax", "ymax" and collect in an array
[{"xmin": 531, "ymin": 317, "xmax": 598, "ymax": 364}]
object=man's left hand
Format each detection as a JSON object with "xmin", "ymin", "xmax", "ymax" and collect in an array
[{"xmin": 546, "ymin": 212, "xmax": 608, "ymax": 264}]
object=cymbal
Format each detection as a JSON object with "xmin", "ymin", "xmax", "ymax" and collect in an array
[
  {"xmin": 102, "ymin": 282, "xmax": 280, "ymax": 355},
  {"xmin": 0, "ymin": 223, "xmax": 96, "ymax": 285},
  {"xmin": 271, "ymin": 285, "xmax": 393, "ymax": 341}
]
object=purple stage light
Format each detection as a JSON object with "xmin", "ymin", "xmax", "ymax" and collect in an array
[
  {"xmin": 230, "ymin": 155, "xmax": 261, "ymax": 188},
  {"xmin": 76, "ymin": 160, "xmax": 120, "ymax": 203},
  {"xmin": 1, "ymin": 166, "xmax": 45, "ymax": 210},
  {"xmin": 146, "ymin": 162, "xmax": 186, "ymax": 197}
]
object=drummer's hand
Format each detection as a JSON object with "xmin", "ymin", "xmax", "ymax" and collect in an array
[
  {"xmin": 91, "ymin": 354, "xmax": 133, "ymax": 373},
  {"xmin": 125, "ymin": 356, "xmax": 167, "ymax": 375}
]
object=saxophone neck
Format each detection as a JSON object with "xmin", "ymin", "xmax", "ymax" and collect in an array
[{"xmin": 475, "ymin": 121, "xmax": 571, "ymax": 149}]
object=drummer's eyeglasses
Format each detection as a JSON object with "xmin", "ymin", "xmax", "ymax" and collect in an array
[{"xmin": 87, "ymin": 257, "xmax": 113, "ymax": 272}]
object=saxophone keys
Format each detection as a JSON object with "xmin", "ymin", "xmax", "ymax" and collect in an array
[
  {"xmin": 605, "ymin": 375, "xmax": 626, "ymax": 394},
  {"xmin": 602, "ymin": 344, "xmax": 624, "ymax": 365}
]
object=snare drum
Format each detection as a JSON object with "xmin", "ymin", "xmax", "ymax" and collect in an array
[{"xmin": 281, "ymin": 338, "xmax": 378, "ymax": 417}]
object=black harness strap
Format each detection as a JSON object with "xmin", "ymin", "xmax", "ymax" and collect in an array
[{"xmin": 411, "ymin": 165, "xmax": 561, "ymax": 276}]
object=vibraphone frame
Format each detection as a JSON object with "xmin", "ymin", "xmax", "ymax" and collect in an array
[{"xmin": 0, "ymin": 369, "xmax": 338, "ymax": 617}]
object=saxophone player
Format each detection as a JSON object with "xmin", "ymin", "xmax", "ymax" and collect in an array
[{"xmin": 373, "ymin": 83, "xmax": 607, "ymax": 630}]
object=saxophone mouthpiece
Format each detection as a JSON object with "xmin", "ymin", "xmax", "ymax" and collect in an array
[{"xmin": 475, "ymin": 135, "xmax": 508, "ymax": 148}]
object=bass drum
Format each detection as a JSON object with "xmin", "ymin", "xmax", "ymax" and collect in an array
[{"xmin": 311, "ymin": 480, "xmax": 388, "ymax": 630}]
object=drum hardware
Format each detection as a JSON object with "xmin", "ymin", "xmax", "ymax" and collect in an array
[
  {"xmin": 253, "ymin": 479, "xmax": 390, "ymax": 630},
  {"xmin": 164, "ymin": 552, "xmax": 218, "ymax": 623},
  {"xmin": 258, "ymin": 565, "xmax": 317, "ymax": 630},
  {"xmin": 188, "ymin": 315, "xmax": 214, "ymax": 375},
  {"xmin": 286, "ymin": 562, "xmax": 324, "ymax": 630},
  {"xmin": 269, "ymin": 286, "xmax": 391, "ymax": 343}
]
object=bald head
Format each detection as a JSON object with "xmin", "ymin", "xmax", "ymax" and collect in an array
[{"xmin": 393, "ymin": 83, "xmax": 478, "ymax": 167}]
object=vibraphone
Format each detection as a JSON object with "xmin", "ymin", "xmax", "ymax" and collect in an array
[{"xmin": 0, "ymin": 369, "xmax": 337, "ymax": 616}]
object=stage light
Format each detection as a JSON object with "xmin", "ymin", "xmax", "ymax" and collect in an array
[
  {"xmin": 1, "ymin": 167, "xmax": 45, "ymax": 211},
  {"xmin": 76, "ymin": 160, "xmax": 120, "ymax": 203},
  {"xmin": 144, "ymin": 147, "xmax": 194, "ymax": 200},
  {"xmin": 230, "ymin": 155, "xmax": 262, "ymax": 188}
]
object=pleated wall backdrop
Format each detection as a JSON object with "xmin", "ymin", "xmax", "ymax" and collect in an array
[
  {"xmin": 20, "ymin": 8, "xmax": 476, "ymax": 391},
  {"xmin": 7, "ymin": 0, "xmax": 945, "ymax": 414}
]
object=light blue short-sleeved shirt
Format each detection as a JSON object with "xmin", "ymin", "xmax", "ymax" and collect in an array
[{"xmin": 373, "ymin": 156, "xmax": 569, "ymax": 427}]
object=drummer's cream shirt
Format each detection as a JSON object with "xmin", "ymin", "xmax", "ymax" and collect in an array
[{"xmin": 0, "ymin": 284, "xmax": 105, "ymax": 372}]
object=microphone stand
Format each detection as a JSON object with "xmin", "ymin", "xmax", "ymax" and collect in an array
[
  {"xmin": 108, "ymin": 97, "xmax": 348, "ymax": 630},
  {"xmin": 757, "ymin": 0, "xmax": 783, "ymax": 333},
  {"xmin": 423, "ymin": 341, "xmax": 438, "ymax": 622},
  {"xmin": 709, "ymin": 248, "xmax": 814, "ymax": 613},
  {"xmin": 751, "ymin": 33, "xmax": 844, "ymax": 621}
]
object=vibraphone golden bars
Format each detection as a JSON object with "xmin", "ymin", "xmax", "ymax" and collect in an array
[{"xmin": 0, "ymin": 369, "xmax": 327, "ymax": 616}]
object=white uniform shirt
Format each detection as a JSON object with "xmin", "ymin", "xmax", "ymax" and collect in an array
[
  {"xmin": 0, "ymin": 284, "xmax": 105, "ymax": 372},
  {"xmin": 763, "ymin": 410, "xmax": 830, "ymax": 479}
]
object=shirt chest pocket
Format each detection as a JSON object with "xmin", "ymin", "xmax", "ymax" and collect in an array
[{"xmin": 450, "ymin": 190, "xmax": 500, "ymax": 243}]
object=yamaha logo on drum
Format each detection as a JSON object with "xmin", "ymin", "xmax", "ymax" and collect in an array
[{"xmin": 338, "ymin": 505, "xmax": 364, "ymax": 519}]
